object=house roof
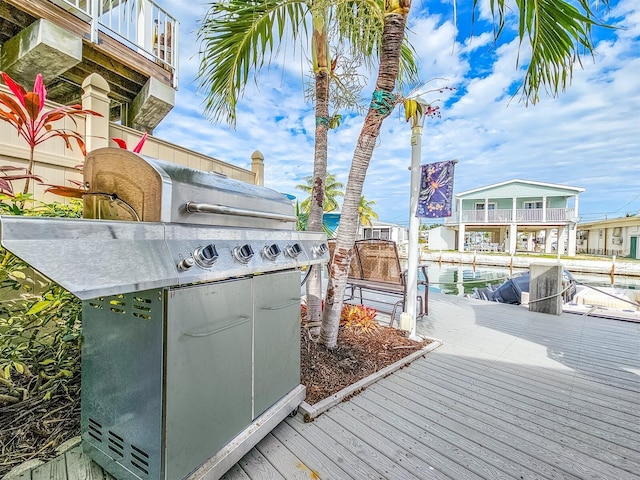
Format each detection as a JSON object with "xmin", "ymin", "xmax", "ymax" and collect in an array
[
  {"xmin": 456, "ymin": 179, "xmax": 585, "ymax": 199},
  {"xmin": 578, "ymin": 215, "xmax": 640, "ymax": 229}
]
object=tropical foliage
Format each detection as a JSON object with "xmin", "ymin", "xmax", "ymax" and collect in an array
[
  {"xmin": 0, "ymin": 72, "xmax": 101, "ymax": 196},
  {"xmin": 296, "ymin": 172, "xmax": 344, "ymax": 213},
  {"xmin": 358, "ymin": 195, "xmax": 378, "ymax": 227},
  {"xmin": 0, "ymin": 196, "xmax": 83, "ymax": 407}
]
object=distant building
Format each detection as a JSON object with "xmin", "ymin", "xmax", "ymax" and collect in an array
[
  {"xmin": 576, "ymin": 216, "xmax": 640, "ymax": 259},
  {"xmin": 358, "ymin": 221, "xmax": 408, "ymax": 243},
  {"xmin": 442, "ymin": 179, "xmax": 584, "ymax": 256}
]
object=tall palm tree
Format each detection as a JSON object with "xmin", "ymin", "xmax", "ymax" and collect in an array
[
  {"xmin": 319, "ymin": 0, "xmax": 611, "ymax": 348},
  {"xmin": 296, "ymin": 173, "xmax": 344, "ymax": 213},
  {"xmin": 358, "ymin": 195, "xmax": 378, "ymax": 227},
  {"xmin": 197, "ymin": 0, "xmax": 417, "ymax": 326}
]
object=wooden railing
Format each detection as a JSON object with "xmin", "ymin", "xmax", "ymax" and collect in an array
[{"xmin": 52, "ymin": 0, "xmax": 178, "ymax": 85}]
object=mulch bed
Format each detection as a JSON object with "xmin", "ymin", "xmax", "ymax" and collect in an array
[
  {"xmin": 301, "ymin": 323, "xmax": 431, "ymax": 405},
  {"xmin": 0, "ymin": 323, "xmax": 428, "ymax": 476},
  {"xmin": 0, "ymin": 376, "xmax": 80, "ymax": 476}
]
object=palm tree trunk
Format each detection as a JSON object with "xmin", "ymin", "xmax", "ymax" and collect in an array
[
  {"xmin": 319, "ymin": 4, "xmax": 409, "ymax": 348},
  {"xmin": 305, "ymin": 8, "xmax": 330, "ymax": 324}
]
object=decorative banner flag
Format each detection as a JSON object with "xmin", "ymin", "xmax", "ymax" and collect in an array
[{"xmin": 416, "ymin": 160, "xmax": 456, "ymax": 218}]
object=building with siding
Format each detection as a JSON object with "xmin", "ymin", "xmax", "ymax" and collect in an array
[
  {"xmin": 576, "ymin": 216, "xmax": 640, "ymax": 259},
  {"xmin": 443, "ymin": 179, "xmax": 584, "ymax": 256}
]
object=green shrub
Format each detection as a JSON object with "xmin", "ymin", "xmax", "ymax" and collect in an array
[{"xmin": 0, "ymin": 197, "xmax": 82, "ymax": 405}]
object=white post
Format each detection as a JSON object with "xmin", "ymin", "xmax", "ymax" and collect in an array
[
  {"xmin": 406, "ymin": 120, "xmax": 423, "ymax": 340},
  {"xmin": 90, "ymin": 0, "xmax": 99, "ymax": 43}
]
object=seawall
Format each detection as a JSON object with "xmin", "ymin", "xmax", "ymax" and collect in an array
[{"xmin": 420, "ymin": 251, "xmax": 639, "ymax": 277}]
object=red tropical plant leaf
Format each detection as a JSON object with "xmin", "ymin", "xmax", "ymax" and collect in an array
[
  {"xmin": 43, "ymin": 185, "xmax": 85, "ymax": 198},
  {"xmin": 0, "ymin": 166, "xmax": 25, "ymax": 172},
  {"xmin": 24, "ymin": 92, "xmax": 40, "ymax": 120},
  {"xmin": 0, "ymin": 92, "xmax": 28, "ymax": 125},
  {"xmin": 0, "ymin": 72, "xmax": 102, "ymax": 197},
  {"xmin": 111, "ymin": 138, "xmax": 128, "ymax": 149},
  {"xmin": 132, "ymin": 132, "xmax": 148, "ymax": 153},
  {"xmin": 1, "ymin": 72, "xmax": 26, "ymax": 106},
  {"xmin": 0, "ymin": 177, "xmax": 14, "ymax": 193},
  {"xmin": 33, "ymin": 74, "xmax": 46, "ymax": 112}
]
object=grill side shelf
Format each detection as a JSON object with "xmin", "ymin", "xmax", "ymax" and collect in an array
[{"xmin": 0, "ymin": 216, "xmax": 178, "ymax": 300}]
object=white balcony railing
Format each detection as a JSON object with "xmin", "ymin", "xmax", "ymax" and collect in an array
[
  {"xmin": 445, "ymin": 208, "xmax": 575, "ymax": 225},
  {"xmin": 53, "ymin": 0, "xmax": 179, "ymax": 87}
]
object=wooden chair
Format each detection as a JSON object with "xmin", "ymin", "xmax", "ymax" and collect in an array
[{"xmin": 328, "ymin": 239, "xmax": 429, "ymax": 325}]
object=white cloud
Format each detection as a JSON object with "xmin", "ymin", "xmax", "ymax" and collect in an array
[{"xmin": 154, "ymin": 0, "xmax": 640, "ymax": 225}]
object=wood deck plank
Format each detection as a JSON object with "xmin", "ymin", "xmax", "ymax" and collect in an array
[
  {"xmin": 305, "ymin": 414, "xmax": 422, "ymax": 480},
  {"xmin": 254, "ymin": 433, "xmax": 318, "ymax": 480},
  {"xmin": 271, "ymin": 421, "xmax": 353, "ymax": 480},
  {"xmin": 30, "ymin": 455, "xmax": 67, "ymax": 480},
  {"xmin": 432, "ymin": 353, "xmax": 640, "ymax": 414},
  {"xmin": 64, "ymin": 446, "xmax": 111, "ymax": 480},
  {"xmin": 356, "ymin": 388, "xmax": 571, "ymax": 480},
  {"xmin": 424, "ymin": 354, "xmax": 640, "ymax": 429},
  {"xmin": 285, "ymin": 415, "xmax": 386, "ymax": 479},
  {"xmin": 364, "ymin": 382, "xmax": 582, "ymax": 480},
  {"xmin": 400, "ymin": 362, "xmax": 640, "ymax": 473},
  {"xmin": 328, "ymin": 405, "xmax": 457, "ymax": 480},
  {"xmin": 219, "ymin": 463, "xmax": 252, "ymax": 480},
  {"xmin": 384, "ymin": 368, "xmax": 639, "ymax": 480},
  {"xmin": 235, "ymin": 448, "xmax": 285, "ymax": 480}
]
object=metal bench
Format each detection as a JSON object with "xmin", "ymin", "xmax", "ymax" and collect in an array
[{"xmin": 328, "ymin": 239, "xmax": 429, "ymax": 325}]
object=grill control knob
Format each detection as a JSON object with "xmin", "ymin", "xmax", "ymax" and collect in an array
[
  {"xmin": 233, "ymin": 244, "xmax": 255, "ymax": 264},
  {"xmin": 177, "ymin": 257, "xmax": 195, "ymax": 271},
  {"xmin": 285, "ymin": 243, "xmax": 303, "ymax": 258},
  {"xmin": 193, "ymin": 244, "xmax": 219, "ymax": 268},
  {"xmin": 313, "ymin": 243, "xmax": 329, "ymax": 257},
  {"xmin": 262, "ymin": 243, "xmax": 281, "ymax": 261}
]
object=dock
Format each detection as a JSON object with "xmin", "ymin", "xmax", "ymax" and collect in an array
[{"xmin": 9, "ymin": 293, "xmax": 640, "ymax": 479}]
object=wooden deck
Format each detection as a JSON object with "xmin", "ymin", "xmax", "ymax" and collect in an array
[{"xmin": 11, "ymin": 293, "xmax": 640, "ymax": 480}]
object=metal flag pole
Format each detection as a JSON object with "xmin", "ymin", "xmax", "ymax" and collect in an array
[{"xmin": 404, "ymin": 112, "xmax": 426, "ymax": 340}]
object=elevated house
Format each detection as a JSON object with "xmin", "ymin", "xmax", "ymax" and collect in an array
[
  {"xmin": 0, "ymin": 0, "xmax": 264, "ymax": 197},
  {"xmin": 1, "ymin": 0, "xmax": 177, "ymax": 132},
  {"xmin": 576, "ymin": 216, "xmax": 640, "ymax": 259},
  {"xmin": 443, "ymin": 179, "xmax": 584, "ymax": 256}
]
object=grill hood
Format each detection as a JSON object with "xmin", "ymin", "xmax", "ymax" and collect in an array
[{"xmin": 83, "ymin": 148, "xmax": 296, "ymax": 229}]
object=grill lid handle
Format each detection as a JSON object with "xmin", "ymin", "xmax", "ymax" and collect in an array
[{"xmin": 185, "ymin": 202, "xmax": 297, "ymax": 223}]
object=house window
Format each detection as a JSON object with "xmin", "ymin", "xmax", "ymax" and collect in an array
[
  {"xmin": 524, "ymin": 201, "xmax": 543, "ymax": 209},
  {"xmin": 474, "ymin": 202, "xmax": 496, "ymax": 210},
  {"xmin": 363, "ymin": 228, "xmax": 391, "ymax": 240}
]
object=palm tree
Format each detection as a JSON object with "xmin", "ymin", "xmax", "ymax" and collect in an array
[
  {"xmin": 319, "ymin": 0, "xmax": 610, "ymax": 348},
  {"xmin": 197, "ymin": 0, "xmax": 417, "ymax": 325},
  {"xmin": 358, "ymin": 195, "xmax": 378, "ymax": 227},
  {"xmin": 296, "ymin": 173, "xmax": 344, "ymax": 213}
]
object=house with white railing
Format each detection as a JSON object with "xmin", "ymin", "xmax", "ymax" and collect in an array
[
  {"xmin": 1, "ymin": 0, "xmax": 178, "ymax": 132},
  {"xmin": 443, "ymin": 179, "xmax": 584, "ymax": 256}
]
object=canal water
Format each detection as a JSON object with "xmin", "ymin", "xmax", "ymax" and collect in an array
[{"xmin": 423, "ymin": 262, "xmax": 640, "ymax": 296}]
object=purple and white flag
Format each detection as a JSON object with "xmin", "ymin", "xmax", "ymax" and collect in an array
[{"xmin": 416, "ymin": 160, "xmax": 456, "ymax": 218}]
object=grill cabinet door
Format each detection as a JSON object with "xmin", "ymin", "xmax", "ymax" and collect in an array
[
  {"xmin": 253, "ymin": 270, "xmax": 301, "ymax": 417},
  {"xmin": 165, "ymin": 279, "xmax": 253, "ymax": 480}
]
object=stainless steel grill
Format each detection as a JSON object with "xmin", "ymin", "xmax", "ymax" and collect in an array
[{"xmin": 0, "ymin": 148, "xmax": 328, "ymax": 480}]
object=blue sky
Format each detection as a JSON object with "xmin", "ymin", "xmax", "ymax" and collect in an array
[{"xmin": 154, "ymin": 0, "xmax": 640, "ymax": 227}]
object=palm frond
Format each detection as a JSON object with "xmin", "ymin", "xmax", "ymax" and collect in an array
[
  {"xmin": 197, "ymin": 0, "xmax": 308, "ymax": 127},
  {"xmin": 482, "ymin": 0, "xmax": 610, "ymax": 104}
]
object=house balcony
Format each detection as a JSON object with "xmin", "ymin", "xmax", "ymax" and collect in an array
[
  {"xmin": 1, "ymin": 0, "xmax": 178, "ymax": 130},
  {"xmin": 444, "ymin": 208, "xmax": 576, "ymax": 225}
]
